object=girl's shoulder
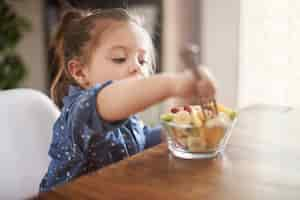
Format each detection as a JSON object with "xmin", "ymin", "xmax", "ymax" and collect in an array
[
  {"xmin": 58, "ymin": 80, "xmax": 141, "ymax": 133},
  {"xmin": 62, "ymin": 81, "xmax": 113, "ymax": 108}
]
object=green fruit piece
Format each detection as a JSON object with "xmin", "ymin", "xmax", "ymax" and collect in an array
[
  {"xmin": 229, "ymin": 111, "xmax": 237, "ymax": 120},
  {"xmin": 160, "ymin": 113, "xmax": 174, "ymax": 122}
]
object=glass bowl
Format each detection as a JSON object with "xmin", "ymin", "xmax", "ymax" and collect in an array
[{"xmin": 161, "ymin": 117, "xmax": 237, "ymax": 159}]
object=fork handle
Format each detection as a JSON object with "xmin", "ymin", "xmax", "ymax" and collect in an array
[{"xmin": 181, "ymin": 44, "xmax": 203, "ymax": 80}]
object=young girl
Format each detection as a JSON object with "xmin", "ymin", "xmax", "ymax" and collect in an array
[{"xmin": 40, "ymin": 8, "xmax": 216, "ymax": 192}]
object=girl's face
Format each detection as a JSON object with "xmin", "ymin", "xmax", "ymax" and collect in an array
[{"xmin": 84, "ymin": 21, "xmax": 152, "ymax": 87}]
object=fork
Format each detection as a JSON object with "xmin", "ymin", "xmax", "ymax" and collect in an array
[{"xmin": 180, "ymin": 44, "xmax": 218, "ymax": 120}]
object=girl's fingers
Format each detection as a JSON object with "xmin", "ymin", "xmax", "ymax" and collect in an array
[
  {"xmin": 197, "ymin": 81, "xmax": 213, "ymax": 96},
  {"xmin": 196, "ymin": 80, "xmax": 216, "ymax": 103},
  {"xmin": 200, "ymin": 97, "xmax": 209, "ymax": 104}
]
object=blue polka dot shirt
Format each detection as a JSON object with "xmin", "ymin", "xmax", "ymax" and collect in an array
[{"xmin": 39, "ymin": 80, "xmax": 161, "ymax": 192}]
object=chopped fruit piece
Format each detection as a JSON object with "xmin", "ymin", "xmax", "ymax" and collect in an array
[
  {"xmin": 173, "ymin": 127, "xmax": 189, "ymax": 137},
  {"xmin": 190, "ymin": 105, "xmax": 205, "ymax": 121},
  {"xmin": 172, "ymin": 128, "xmax": 188, "ymax": 148},
  {"xmin": 191, "ymin": 108, "xmax": 202, "ymax": 127},
  {"xmin": 160, "ymin": 113, "xmax": 174, "ymax": 122},
  {"xmin": 217, "ymin": 104, "xmax": 237, "ymax": 120},
  {"xmin": 197, "ymin": 110, "xmax": 205, "ymax": 121},
  {"xmin": 170, "ymin": 107, "xmax": 180, "ymax": 113},
  {"xmin": 187, "ymin": 135, "xmax": 206, "ymax": 152},
  {"xmin": 205, "ymin": 112, "xmax": 231, "ymax": 128},
  {"xmin": 192, "ymin": 105, "xmax": 202, "ymax": 111},
  {"xmin": 173, "ymin": 110, "xmax": 192, "ymax": 125},
  {"xmin": 183, "ymin": 105, "xmax": 192, "ymax": 113},
  {"xmin": 229, "ymin": 111, "xmax": 237, "ymax": 120},
  {"xmin": 205, "ymin": 127, "xmax": 224, "ymax": 148}
]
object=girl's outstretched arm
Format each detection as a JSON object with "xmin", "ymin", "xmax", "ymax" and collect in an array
[{"xmin": 97, "ymin": 73, "xmax": 196, "ymax": 121}]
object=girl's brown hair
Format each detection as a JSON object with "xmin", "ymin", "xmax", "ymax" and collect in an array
[{"xmin": 50, "ymin": 8, "xmax": 156, "ymax": 108}]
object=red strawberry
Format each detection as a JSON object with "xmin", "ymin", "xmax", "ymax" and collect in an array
[
  {"xmin": 183, "ymin": 105, "xmax": 192, "ymax": 113},
  {"xmin": 170, "ymin": 107, "xmax": 180, "ymax": 113}
]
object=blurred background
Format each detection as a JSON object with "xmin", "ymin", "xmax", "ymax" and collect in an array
[{"xmin": 1, "ymin": 0, "xmax": 298, "ymax": 124}]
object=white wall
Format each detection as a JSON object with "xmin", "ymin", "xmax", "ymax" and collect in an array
[
  {"xmin": 239, "ymin": 0, "xmax": 300, "ymax": 108},
  {"xmin": 11, "ymin": 0, "xmax": 47, "ymax": 92},
  {"xmin": 198, "ymin": 0, "xmax": 240, "ymax": 108}
]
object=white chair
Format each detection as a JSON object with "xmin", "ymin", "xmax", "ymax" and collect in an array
[{"xmin": 0, "ymin": 89, "xmax": 60, "ymax": 199}]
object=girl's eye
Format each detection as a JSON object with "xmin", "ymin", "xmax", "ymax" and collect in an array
[{"xmin": 112, "ymin": 58, "xmax": 126, "ymax": 63}]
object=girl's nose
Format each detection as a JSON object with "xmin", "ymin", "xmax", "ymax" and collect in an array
[{"xmin": 128, "ymin": 60, "xmax": 141, "ymax": 74}]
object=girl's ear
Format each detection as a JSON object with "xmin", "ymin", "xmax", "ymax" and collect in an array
[{"xmin": 67, "ymin": 59, "xmax": 90, "ymax": 87}]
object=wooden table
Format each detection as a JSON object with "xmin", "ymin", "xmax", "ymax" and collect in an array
[{"xmin": 37, "ymin": 105, "xmax": 300, "ymax": 199}]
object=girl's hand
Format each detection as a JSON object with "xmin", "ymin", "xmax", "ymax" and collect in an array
[
  {"xmin": 195, "ymin": 67, "xmax": 216, "ymax": 103},
  {"xmin": 173, "ymin": 67, "xmax": 216, "ymax": 103}
]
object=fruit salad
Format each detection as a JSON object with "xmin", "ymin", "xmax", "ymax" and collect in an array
[{"xmin": 160, "ymin": 104, "xmax": 237, "ymax": 153}]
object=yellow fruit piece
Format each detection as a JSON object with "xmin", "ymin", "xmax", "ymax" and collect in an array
[
  {"xmin": 198, "ymin": 111, "xmax": 205, "ymax": 121},
  {"xmin": 217, "ymin": 104, "xmax": 232, "ymax": 113},
  {"xmin": 191, "ymin": 107, "xmax": 203, "ymax": 127},
  {"xmin": 217, "ymin": 104, "xmax": 237, "ymax": 120},
  {"xmin": 172, "ymin": 128, "xmax": 188, "ymax": 148},
  {"xmin": 173, "ymin": 110, "xmax": 192, "ymax": 125},
  {"xmin": 173, "ymin": 127, "xmax": 189, "ymax": 137},
  {"xmin": 204, "ymin": 127, "xmax": 225, "ymax": 149},
  {"xmin": 187, "ymin": 135, "xmax": 206, "ymax": 152},
  {"xmin": 191, "ymin": 105, "xmax": 205, "ymax": 121}
]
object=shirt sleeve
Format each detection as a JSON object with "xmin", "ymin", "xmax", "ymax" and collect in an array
[
  {"xmin": 70, "ymin": 81, "xmax": 128, "ymax": 133},
  {"xmin": 143, "ymin": 125, "xmax": 162, "ymax": 149}
]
